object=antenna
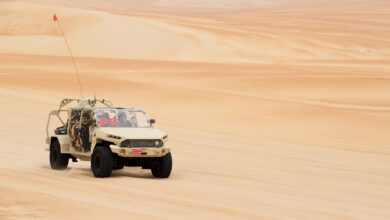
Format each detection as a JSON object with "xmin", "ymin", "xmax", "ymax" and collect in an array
[{"xmin": 53, "ymin": 11, "xmax": 83, "ymax": 97}]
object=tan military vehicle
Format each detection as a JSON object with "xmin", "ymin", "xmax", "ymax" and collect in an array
[{"xmin": 46, "ymin": 98, "xmax": 172, "ymax": 178}]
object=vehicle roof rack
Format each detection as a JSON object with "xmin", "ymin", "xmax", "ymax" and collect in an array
[{"xmin": 58, "ymin": 98, "xmax": 113, "ymax": 110}]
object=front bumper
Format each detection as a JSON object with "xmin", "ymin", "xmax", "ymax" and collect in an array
[{"xmin": 110, "ymin": 145, "xmax": 170, "ymax": 158}]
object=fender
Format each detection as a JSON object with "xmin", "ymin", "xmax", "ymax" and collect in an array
[{"xmin": 50, "ymin": 135, "xmax": 71, "ymax": 154}]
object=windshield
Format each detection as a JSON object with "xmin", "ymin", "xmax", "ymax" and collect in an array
[{"xmin": 94, "ymin": 109, "xmax": 150, "ymax": 128}]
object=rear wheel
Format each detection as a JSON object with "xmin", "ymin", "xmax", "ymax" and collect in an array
[
  {"xmin": 151, "ymin": 153, "xmax": 172, "ymax": 178},
  {"xmin": 91, "ymin": 146, "xmax": 113, "ymax": 178},
  {"xmin": 50, "ymin": 140, "xmax": 69, "ymax": 170}
]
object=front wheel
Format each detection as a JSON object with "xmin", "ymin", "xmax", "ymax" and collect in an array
[
  {"xmin": 50, "ymin": 140, "xmax": 69, "ymax": 170},
  {"xmin": 91, "ymin": 146, "xmax": 113, "ymax": 178},
  {"xmin": 151, "ymin": 153, "xmax": 172, "ymax": 178}
]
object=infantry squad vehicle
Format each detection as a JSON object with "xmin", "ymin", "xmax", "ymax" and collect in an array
[{"xmin": 46, "ymin": 98, "xmax": 172, "ymax": 178}]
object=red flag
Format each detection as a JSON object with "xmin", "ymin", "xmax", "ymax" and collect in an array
[{"xmin": 53, "ymin": 14, "xmax": 57, "ymax": 21}]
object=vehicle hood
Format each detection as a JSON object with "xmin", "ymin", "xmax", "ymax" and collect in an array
[{"xmin": 98, "ymin": 127, "xmax": 166, "ymax": 140}]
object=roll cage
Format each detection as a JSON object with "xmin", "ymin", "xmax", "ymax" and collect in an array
[{"xmin": 46, "ymin": 98, "xmax": 113, "ymax": 142}]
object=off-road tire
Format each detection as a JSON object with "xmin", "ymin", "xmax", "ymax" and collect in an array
[
  {"xmin": 91, "ymin": 146, "xmax": 113, "ymax": 178},
  {"xmin": 50, "ymin": 140, "xmax": 69, "ymax": 170},
  {"xmin": 151, "ymin": 152, "xmax": 172, "ymax": 178}
]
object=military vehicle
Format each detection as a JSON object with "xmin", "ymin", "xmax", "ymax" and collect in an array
[{"xmin": 46, "ymin": 98, "xmax": 172, "ymax": 178}]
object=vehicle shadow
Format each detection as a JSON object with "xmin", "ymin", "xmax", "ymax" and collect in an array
[
  {"xmin": 111, "ymin": 168, "xmax": 155, "ymax": 179},
  {"xmin": 75, "ymin": 167, "xmax": 155, "ymax": 179},
  {"xmin": 41, "ymin": 165, "xmax": 157, "ymax": 179}
]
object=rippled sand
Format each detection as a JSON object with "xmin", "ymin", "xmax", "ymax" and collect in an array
[{"xmin": 0, "ymin": 0, "xmax": 390, "ymax": 219}]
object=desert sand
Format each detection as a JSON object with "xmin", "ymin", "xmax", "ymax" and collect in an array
[{"xmin": 0, "ymin": 0, "xmax": 390, "ymax": 219}]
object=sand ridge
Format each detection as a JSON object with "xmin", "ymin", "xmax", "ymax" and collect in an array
[
  {"xmin": 1, "ymin": 0, "xmax": 390, "ymax": 62},
  {"xmin": 0, "ymin": 0, "xmax": 390, "ymax": 219}
]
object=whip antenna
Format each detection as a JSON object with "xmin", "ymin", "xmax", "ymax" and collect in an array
[{"xmin": 53, "ymin": 12, "xmax": 83, "ymax": 97}]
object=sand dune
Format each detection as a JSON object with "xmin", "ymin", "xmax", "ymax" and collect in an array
[
  {"xmin": 1, "ymin": 0, "xmax": 390, "ymax": 62},
  {"xmin": 0, "ymin": 0, "xmax": 390, "ymax": 219}
]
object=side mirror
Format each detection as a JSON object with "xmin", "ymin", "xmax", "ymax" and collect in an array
[{"xmin": 149, "ymin": 119, "xmax": 156, "ymax": 124}]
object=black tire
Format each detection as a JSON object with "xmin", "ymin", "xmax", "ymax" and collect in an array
[
  {"xmin": 151, "ymin": 152, "xmax": 172, "ymax": 178},
  {"xmin": 50, "ymin": 140, "xmax": 69, "ymax": 170},
  {"xmin": 91, "ymin": 146, "xmax": 113, "ymax": 178}
]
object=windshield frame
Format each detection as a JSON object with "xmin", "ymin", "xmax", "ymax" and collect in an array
[{"xmin": 94, "ymin": 108, "xmax": 151, "ymax": 128}]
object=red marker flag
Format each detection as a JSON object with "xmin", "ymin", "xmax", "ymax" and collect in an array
[{"xmin": 53, "ymin": 14, "xmax": 57, "ymax": 21}]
